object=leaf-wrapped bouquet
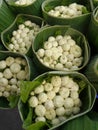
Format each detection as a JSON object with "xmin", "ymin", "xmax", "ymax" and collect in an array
[
  {"xmin": 18, "ymin": 71, "xmax": 96, "ymax": 130},
  {"xmin": 0, "ymin": 51, "xmax": 38, "ymax": 109},
  {"xmin": 42, "ymin": 0, "xmax": 91, "ymax": 33},
  {"xmin": 1, "ymin": 14, "xmax": 46, "ymax": 57},
  {"xmin": 32, "ymin": 25, "xmax": 90, "ymax": 73},
  {"xmin": 5, "ymin": 0, "xmax": 46, "ymax": 17}
]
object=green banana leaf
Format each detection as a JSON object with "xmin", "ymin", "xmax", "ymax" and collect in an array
[
  {"xmin": 1, "ymin": 14, "xmax": 46, "ymax": 57},
  {"xmin": 32, "ymin": 25, "xmax": 90, "ymax": 73},
  {"xmin": 60, "ymin": 111, "xmax": 98, "ymax": 130},
  {"xmin": 0, "ymin": 51, "xmax": 38, "ymax": 109},
  {"xmin": 0, "ymin": 0, "xmax": 15, "ymax": 34},
  {"xmin": 5, "ymin": 0, "xmax": 46, "ymax": 17},
  {"xmin": 87, "ymin": 6, "xmax": 98, "ymax": 52},
  {"xmin": 42, "ymin": 0, "xmax": 91, "ymax": 34},
  {"xmin": 18, "ymin": 71, "xmax": 97, "ymax": 130},
  {"xmin": 83, "ymin": 55, "xmax": 98, "ymax": 92}
]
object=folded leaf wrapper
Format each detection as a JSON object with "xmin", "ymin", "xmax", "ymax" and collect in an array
[
  {"xmin": 32, "ymin": 25, "xmax": 90, "ymax": 73},
  {"xmin": 42, "ymin": 0, "xmax": 91, "ymax": 34},
  {"xmin": 1, "ymin": 14, "xmax": 46, "ymax": 57},
  {"xmin": 84, "ymin": 55, "xmax": 98, "ymax": 92},
  {"xmin": 87, "ymin": 6, "xmax": 98, "ymax": 52},
  {"xmin": 5, "ymin": 0, "xmax": 46, "ymax": 17},
  {"xmin": 0, "ymin": 0, "xmax": 15, "ymax": 34},
  {"xmin": 0, "ymin": 51, "xmax": 38, "ymax": 109},
  {"xmin": 18, "ymin": 71, "xmax": 96, "ymax": 130}
]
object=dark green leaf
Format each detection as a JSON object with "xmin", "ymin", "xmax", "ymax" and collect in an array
[
  {"xmin": 16, "ymin": 17, "xmax": 25, "ymax": 26},
  {"xmin": 87, "ymin": 6, "xmax": 98, "ymax": 52},
  {"xmin": 0, "ymin": 0, "xmax": 15, "ymax": 34},
  {"xmin": 83, "ymin": 55, "xmax": 98, "ymax": 92},
  {"xmin": 61, "ymin": 111, "xmax": 98, "ymax": 130}
]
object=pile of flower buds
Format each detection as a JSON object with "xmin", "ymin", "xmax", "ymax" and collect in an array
[
  {"xmin": 15, "ymin": 0, "xmax": 36, "ymax": 6},
  {"xmin": 48, "ymin": 3, "xmax": 85, "ymax": 18},
  {"xmin": 9, "ymin": 20, "xmax": 40, "ymax": 54},
  {"xmin": 37, "ymin": 34, "xmax": 83, "ymax": 70},
  {"xmin": 29, "ymin": 75, "xmax": 82, "ymax": 126},
  {"xmin": 0, "ymin": 56, "xmax": 29, "ymax": 97}
]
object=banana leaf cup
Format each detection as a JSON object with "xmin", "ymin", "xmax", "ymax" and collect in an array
[
  {"xmin": 83, "ymin": 55, "xmax": 98, "ymax": 92},
  {"xmin": 32, "ymin": 25, "xmax": 90, "ymax": 73},
  {"xmin": 0, "ymin": 51, "xmax": 38, "ymax": 109},
  {"xmin": 0, "ymin": 0, "xmax": 15, "ymax": 34},
  {"xmin": 18, "ymin": 71, "xmax": 96, "ymax": 130},
  {"xmin": 42, "ymin": 0, "xmax": 91, "ymax": 34},
  {"xmin": 87, "ymin": 6, "xmax": 98, "ymax": 52},
  {"xmin": 1, "ymin": 14, "xmax": 46, "ymax": 57},
  {"xmin": 5, "ymin": 0, "xmax": 46, "ymax": 17}
]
